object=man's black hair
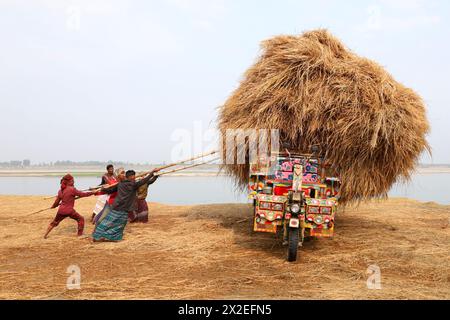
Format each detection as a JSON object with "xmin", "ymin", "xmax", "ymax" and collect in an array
[
  {"xmin": 107, "ymin": 164, "xmax": 114, "ymax": 170},
  {"xmin": 126, "ymin": 170, "xmax": 136, "ymax": 178}
]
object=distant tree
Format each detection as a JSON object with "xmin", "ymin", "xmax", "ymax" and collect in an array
[
  {"xmin": 10, "ymin": 161, "xmax": 22, "ymax": 167},
  {"xmin": 23, "ymin": 159, "xmax": 31, "ymax": 167}
]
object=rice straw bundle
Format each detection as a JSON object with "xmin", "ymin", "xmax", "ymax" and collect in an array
[{"xmin": 218, "ymin": 29, "xmax": 430, "ymax": 203}]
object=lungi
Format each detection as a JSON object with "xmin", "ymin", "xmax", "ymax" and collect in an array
[
  {"xmin": 92, "ymin": 209, "xmax": 128, "ymax": 241},
  {"xmin": 129, "ymin": 199, "xmax": 149, "ymax": 223},
  {"xmin": 94, "ymin": 203, "xmax": 111, "ymax": 226}
]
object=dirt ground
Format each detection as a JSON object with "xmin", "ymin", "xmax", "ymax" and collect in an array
[{"xmin": 0, "ymin": 195, "xmax": 449, "ymax": 300}]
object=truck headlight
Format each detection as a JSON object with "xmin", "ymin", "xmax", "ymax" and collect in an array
[
  {"xmin": 290, "ymin": 204, "xmax": 300, "ymax": 214},
  {"xmin": 314, "ymin": 215, "xmax": 324, "ymax": 225}
]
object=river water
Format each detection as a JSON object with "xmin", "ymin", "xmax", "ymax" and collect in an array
[{"xmin": 0, "ymin": 174, "xmax": 449, "ymax": 205}]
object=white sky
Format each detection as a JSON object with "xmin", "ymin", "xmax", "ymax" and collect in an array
[{"xmin": 0, "ymin": 0, "xmax": 448, "ymax": 164}]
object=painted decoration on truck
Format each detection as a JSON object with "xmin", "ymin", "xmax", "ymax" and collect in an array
[{"xmin": 302, "ymin": 173, "xmax": 319, "ymax": 183}]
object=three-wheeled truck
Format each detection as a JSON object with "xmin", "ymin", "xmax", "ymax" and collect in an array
[{"xmin": 248, "ymin": 151, "xmax": 340, "ymax": 262}]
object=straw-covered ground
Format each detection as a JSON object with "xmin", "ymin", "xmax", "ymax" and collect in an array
[{"xmin": 0, "ymin": 195, "xmax": 448, "ymax": 300}]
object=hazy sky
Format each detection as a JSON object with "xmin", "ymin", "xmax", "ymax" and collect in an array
[{"xmin": 0, "ymin": 0, "xmax": 449, "ymax": 164}]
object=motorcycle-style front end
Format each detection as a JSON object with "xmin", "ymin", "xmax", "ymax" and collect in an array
[{"xmin": 283, "ymin": 190, "xmax": 305, "ymax": 262}]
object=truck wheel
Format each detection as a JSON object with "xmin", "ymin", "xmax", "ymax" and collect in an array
[{"xmin": 287, "ymin": 227, "xmax": 300, "ymax": 262}]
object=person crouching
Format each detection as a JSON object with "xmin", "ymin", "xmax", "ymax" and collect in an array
[{"xmin": 44, "ymin": 174, "xmax": 95, "ymax": 239}]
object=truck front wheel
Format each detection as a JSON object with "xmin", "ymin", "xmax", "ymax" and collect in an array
[{"xmin": 287, "ymin": 227, "xmax": 300, "ymax": 262}]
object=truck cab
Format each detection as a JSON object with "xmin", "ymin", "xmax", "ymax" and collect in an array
[{"xmin": 249, "ymin": 152, "xmax": 340, "ymax": 261}]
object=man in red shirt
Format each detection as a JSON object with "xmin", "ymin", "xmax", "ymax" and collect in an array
[{"xmin": 44, "ymin": 174, "xmax": 95, "ymax": 239}]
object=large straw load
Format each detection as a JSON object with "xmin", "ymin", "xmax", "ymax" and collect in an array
[{"xmin": 218, "ymin": 29, "xmax": 429, "ymax": 204}]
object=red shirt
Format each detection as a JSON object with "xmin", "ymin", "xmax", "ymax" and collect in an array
[
  {"xmin": 96, "ymin": 175, "xmax": 119, "ymax": 205},
  {"xmin": 105, "ymin": 176, "xmax": 119, "ymax": 205},
  {"xmin": 52, "ymin": 186, "xmax": 93, "ymax": 215}
]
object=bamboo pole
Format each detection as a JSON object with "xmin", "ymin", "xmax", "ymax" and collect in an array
[
  {"xmin": 42, "ymin": 150, "xmax": 218, "ymax": 198},
  {"xmin": 153, "ymin": 150, "xmax": 218, "ymax": 172},
  {"xmin": 86, "ymin": 150, "xmax": 218, "ymax": 191},
  {"xmin": 25, "ymin": 207, "xmax": 54, "ymax": 217},
  {"xmin": 30, "ymin": 161, "xmax": 217, "ymax": 218},
  {"xmin": 41, "ymin": 158, "xmax": 218, "ymax": 204},
  {"xmin": 155, "ymin": 158, "xmax": 219, "ymax": 176},
  {"xmin": 25, "ymin": 196, "xmax": 82, "ymax": 216},
  {"xmin": 84, "ymin": 158, "xmax": 218, "ymax": 193}
]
